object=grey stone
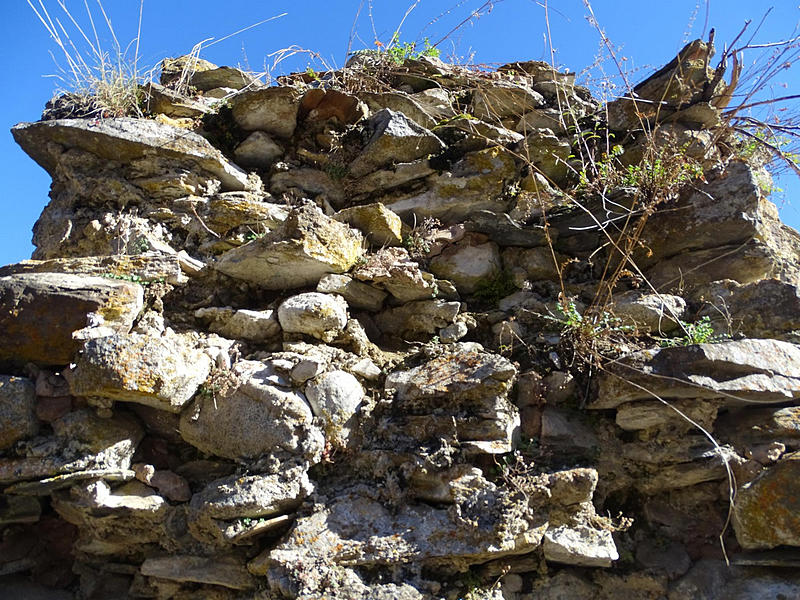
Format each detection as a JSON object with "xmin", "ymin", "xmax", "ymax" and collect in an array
[
  {"xmin": 464, "ymin": 210, "xmax": 552, "ymax": 247},
  {"xmin": 349, "ymin": 109, "xmax": 445, "ymax": 177},
  {"xmin": 12, "ymin": 117, "xmax": 250, "ymax": 191},
  {"xmin": 278, "ymin": 292, "xmax": 349, "ymax": 342},
  {"xmin": 375, "ymin": 299, "xmax": 461, "ymax": 339},
  {"xmin": 543, "ymin": 524, "xmax": 619, "ymax": 567},
  {"xmin": 429, "ymin": 236, "xmax": 502, "ymax": 294},
  {"xmin": 0, "ymin": 376, "xmax": 38, "ymax": 450},
  {"xmin": 230, "ymin": 86, "xmax": 302, "ymax": 138},
  {"xmin": 179, "ymin": 360, "xmax": 323, "ymax": 462},
  {"xmin": 0, "ymin": 273, "xmax": 143, "ymax": 367},
  {"xmin": 190, "ymin": 66, "xmax": 257, "ymax": 91},
  {"xmin": 233, "ymin": 131, "xmax": 283, "ymax": 168},
  {"xmin": 516, "ymin": 128, "xmax": 571, "ymax": 184},
  {"xmin": 67, "ymin": 331, "xmax": 212, "ymax": 413},
  {"xmin": 594, "ymin": 339, "xmax": 800, "ymax": 409},
  {"xmin": 195, "ymin": 306, "xmax": 281, "ymax": 341},
  {"xmin": 610, "ymin": 291, "xmax": 686, "ymax": 333},
  {"xmin": 214, "ymin": 205, "xmax": 363, "ymax": 289},
  {"xmin": 353, "ymin": 247, "xmax": 438, "ymax": 303},
  {"xmin": 470, "ymin": 83, "xmax": 545, "ymax": 121},
  {"xmin": 348, "ymin": 160, "xmax": 434, "ymax": 196},
  {"xmin": 265, "ymin": 486, "xmax": 547, "ymax": 594},
  {"xmin": 317, "ymin": 274, "xmax": 387, "ymax": 312},
  {"xmin": 52, "ymin": 479, "xmax": 169, "ymax": 556},
  {"xmin": 384, "ymin": 148, "xmax": 518, "ymax": 223},
  {"xmin": 271, "ymin": 168, "xmax": 345, "ymax": 206},
  {"xmin": 0, "ymin": 252, "xmax": 187, "ymax": 285},
  {"xmin": 305, "ymin": 370, "xmax": 364, "ymax": 445},
  {"xmin": 187, "ymin": 468, "xmax": 313, "ymax": 545},
  {"xmin": 141, "ymin": 555, "xmax": 255, "ymax": 590}
]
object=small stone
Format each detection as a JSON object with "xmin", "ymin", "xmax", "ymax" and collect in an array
[
  {"xmin": 317, "ymin": 274, "xmax": 387, "ymax": 312},
  {"xmin": 290, "ymin": 358, "xmax": 326, "ymax": 384},
  {"xmin": 349, "ymin": 109, "xmax": 445, "ymax": 177},
  {"xmin": 543, "ymin": 524, "xmax": 619, "ymax": 567},
  {"xmin": 306, "ymin": 370, "xmax": 364, "ymax": 445},
  {"xmin": 376, "ymin": 299, "xmax": 461, "ymax": 339},
  {"xmin": 439, "ymin": 321, "xmax": 469, "ymax": 343},
  {"xmin": 610, "ymin": 291, "xmax": 686, "ymax": 333},
  {"xmin": 230, "ymin": 86, "xmax": 302, "ymax": 138},
  {"xmin": 234, "ymin": 131, "xmax": 283, "ymax": 169},
  {"xmin": 0, "ymin": 376, "xmax": 38, "ymax": 450},
  {"xmin": 429, "ymin": 236, "xmax": 502, "ymax": 294},
  {"xmin": 214, "ymin": 205, "xmax": 363, "ymax": 289},
  {"xmin": 195, "ymin": 306, "xmax": 281, "ymax": 341},
  {"xmin": 334, "ymin": 202, "xmax": 403, "ymax": 247},
  {"xmin": 278, "ymin": 293, "xmax": 349, "ymax": 343}
]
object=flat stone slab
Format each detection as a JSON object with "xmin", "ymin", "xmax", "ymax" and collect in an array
[
  {"xmin": 12, "ymin": 118, "xmax": 249, "ymax": 191},
  {"xmin": 594, "ymin": 339, "xmax": 800, "ymax": 409},
  {"xmin": 0, "ymin": 273, "xmax": 143, "ymax": 367}
]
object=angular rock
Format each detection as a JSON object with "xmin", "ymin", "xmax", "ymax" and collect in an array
[
  {"xmin": 353, "ymin": 247, "xmax": 437, "ymax": 303},
  {"xmin": 334, "ymin": 202, "xmax": 403, "ymax": 247},
  {"xmin": 67, "ymin": 332, "xmax": 212, "ymax": 413},
  {"xmin": 0, "ymin": 408, "xmax": 142, "ymax": 488},
  {"xmin": 195, "ymin": 306, "xmax": 281, "ymax": 342},
  {"xmin": 316, "ymin": 274, "xmax": 387, "ymax": 312},
  {"xmin": 213, "ymin": 205, "xmax": 363, "ymax": 289},
  {"xmin": 270, "ymin": 168, "xmax": 345, "ymax": 206},
  {"xmin": 0, "ymin": 273, "xmax": 143, "ymax": 368},
  {"xmin": 384, "ymin": 347, "xmax": 519, "ymax": 453},
  {"xmin": 51, "ymin": 479, "xmax": 169, "ymax": 557},
  {"xmin": 429, "ymin": 236, "xmax": 502, "ymax": 294},
  {"xmin": 305, "ymin": 370, "xmax": 364, "ymax": 445},
  {"xmin": 141, "ymin": 555, "xmax": 255, "ymax": 590},
  {"xmin": 610, "ymin": 291, "xmax": 686, "ymax": 333},
  {"xmin": 470, "ymin": 83, "xmax": 545, "ymax": 121},
  {"xmin": 358, "ymin": 91, "xmax": 438, "ymax": 129},
  {"xmin": 517, "ymin": 128, "xmax": 571, "ymax": 184},
  {"xmin": 637, "ymin": 161, "xmax": 779, "ymax": 267},
  {"xmin": 233, "ymin": 131, "xmax": 283, "ymax": 168},
  {"xmin": 543, "ymin": 524, "xmax": 618, "ymax": 567},
  {"xmin": 733, "ymin": 452, "xmax": 800, "ymax": 549},
  {"xmin": 349, "ymin": 109, "xmax": 445, "ymax": 177},
  {"xmin": 300, "ymin": 88, "xmax": 366, "ymax": 125},
  {"xmin": 464, "ymin": 210, "xmax": 552, "ymax": 248},
  {"xmin": 502, "ymin": 245, "xmax": 562, "ymax": 282},
  {"xmin": 0, "ymin": 376, "xmax": 38, "ymax": 450},
  {"xmin": 190, "ymin": 66, "xmax": 257, "ymax": 91},
  {"xmin": 375, "ymin": 299, "xmax": 460, "ymax": 339},
  {"xmin": 266, "ymin": 486, "xmax": 547, "ymax": 595},
  {"xmin": 230, "ymin": 86, "xmax": 302, "ymax": 138},
  {"xmin": 160, "ymin": 55, "xmax": 217, "ymax": 87},
  {"xmin": 615, "ymin": 399, "xmax": 719, "ymax": 432},
  {"xmin": 384, "ymin": 147, "xmax": 518, "ymax": 223},
  {"xmin": 143, "ymin": 82, "xmax": 212, "ymax": 118},
  {"xmin": 348, "ymin": 160, "xmax": 435, "ymax": 196},
  {"xmin": 697, "ymin": 278, "xmax": 800, "ymax": 341},
  {"xmin": 188, "ymin": 468, "xmax": 313, "ymax": 545},
  {"xmin": 278, "ymin": 292, "xmax": 349, "ymax": 342},
  {"xmin": 594, "ymin": 339, "xmax": 800, "ymax": 409},
  {"xmin": 12, "ymin": 118, "xmax": 249, "ymax": 191},
  {"xmin": 179, "ymin": 360, "xmax": 323, "ymax": 462},
  {"xmin": 0, "ymin": 252, "xmax": 187, "ymax": 285}
]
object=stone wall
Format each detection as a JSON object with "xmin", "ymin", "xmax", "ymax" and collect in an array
[{"xmin": 2, "ymin": 40, "xmax": 800, "ymax": 599}]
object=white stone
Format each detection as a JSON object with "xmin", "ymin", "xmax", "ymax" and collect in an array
[
  {"xmin": 543, "ymin": 524, "xmax": 618, "ymax": 567},
  {"xmin": 305, "ymin": 370, "xmax": 364, "ymax": 445},
  {"xmin": 278, "ymin": 293, "xmax": 349, "ymax": 343}
]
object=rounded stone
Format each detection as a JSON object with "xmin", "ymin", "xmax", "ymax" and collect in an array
[{"xmin": 278, "ymin": 293, "xmax": 349, "ymax": 342}]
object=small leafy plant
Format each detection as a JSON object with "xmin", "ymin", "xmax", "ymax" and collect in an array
[
  {"xmin": 385, "ymin": 34, "xmax": 440, "ymax": 64},
  {"xmin": 659, "ymin": 316, "xmax": 723, "ymax": 347}
]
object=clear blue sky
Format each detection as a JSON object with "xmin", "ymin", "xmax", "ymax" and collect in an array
[{"xmin": 2, "ymin": 1, "xmax": 799, "ymax": 267}]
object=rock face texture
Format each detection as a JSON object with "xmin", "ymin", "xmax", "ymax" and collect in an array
[{"xmin": 3, "ymin": 41, "xmax": 800, "ymax": 600}]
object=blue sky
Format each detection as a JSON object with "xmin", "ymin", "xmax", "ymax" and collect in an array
[{"xmin": 2, "ymin": 1, "xmax": 799, "ymax": 267}]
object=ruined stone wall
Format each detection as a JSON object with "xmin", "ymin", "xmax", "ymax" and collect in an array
[{"xmin": 2, "ymin": 41, "xmax": 800, "ymax": 599}]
